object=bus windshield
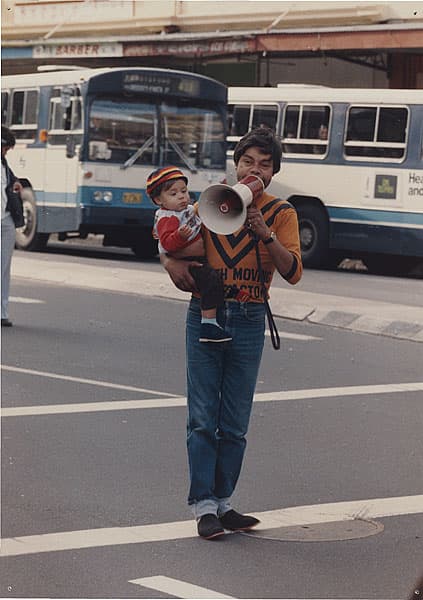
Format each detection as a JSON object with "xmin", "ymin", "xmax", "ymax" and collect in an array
[{"xmin": 87, "ymin": 97, "xmax": 226, "ymax": 170}]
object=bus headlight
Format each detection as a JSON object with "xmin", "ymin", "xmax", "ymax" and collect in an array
[{"xmin": 93, "ymin": 190, "xmax": 113, "ymax": 202}]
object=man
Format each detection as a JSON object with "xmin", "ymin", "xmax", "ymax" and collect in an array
[
  {"xmin": 161, "ymin": 127, "xmax": 303, "ymax": 539},
  {"xmin": 1, "ymin": 126, "xmax": 24, "ymax": 327}
]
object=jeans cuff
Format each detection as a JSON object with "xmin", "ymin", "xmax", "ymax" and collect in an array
[
  {"xmin": 217, "ymin": 498, "xmax": 232, "ymax": 517},
  {"xmin": 191, "ymin": 498, "xmax": 219, "ymax": 520}
]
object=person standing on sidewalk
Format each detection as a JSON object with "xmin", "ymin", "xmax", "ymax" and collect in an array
[
  {"xmin": 161, "ymin": 127, "xmax": 303, "ymax": 539},
  {"xmin": 2, "ymin": 126, "xmax": 24, "ymax": 327}
]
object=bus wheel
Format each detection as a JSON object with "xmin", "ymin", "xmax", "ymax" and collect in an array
[
  {"xmin": 296, "ymin": 203, "xmax": 329, "ymax": 268},
  {"xmin": 15, "ymin": 188, "xmax": 49, "ymax": 251},
  {"xmin": 131, "ymin": 232, "xmax": 158, "ymax": 259}
]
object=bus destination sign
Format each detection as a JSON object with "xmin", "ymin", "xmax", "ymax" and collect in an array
[{"xmin": 123, "ymin": 73, "xmax": 200, "ymax": 97}]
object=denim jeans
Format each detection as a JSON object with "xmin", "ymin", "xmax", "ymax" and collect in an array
[{"xmin": 186, "ymin": 297, "xmax": 265, "ymax": 518}]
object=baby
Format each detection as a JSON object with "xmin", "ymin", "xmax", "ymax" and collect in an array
[{"xmin": 148, "ymin": 166, "xmax": 231, "ymax": 343}]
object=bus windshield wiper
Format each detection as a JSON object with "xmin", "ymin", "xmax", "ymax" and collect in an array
[
  {"xmin": 167, "ymin": 139, "xmax": 198, "ymax": 173},
  {"xmin": 120, "ymin": 136, "xmax": 154, "ymax": 170}
]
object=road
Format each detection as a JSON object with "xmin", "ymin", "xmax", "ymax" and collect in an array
[{"xmin": 1, "ymin": 247, "xmax": 423, "ymax": 599}]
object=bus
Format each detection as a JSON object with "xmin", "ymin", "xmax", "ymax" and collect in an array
[
  {"xmin": 1, "ymin": 67, "xmax": 227, "ymax": 258},
  {"xmin": 227, "ymin": 85, "xmax": 423, "ymax": 274}
]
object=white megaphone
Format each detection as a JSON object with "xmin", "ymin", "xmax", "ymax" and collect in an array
[{"xmin": 198, "ymin": 175, "xmax": 264, "ymax": 235}]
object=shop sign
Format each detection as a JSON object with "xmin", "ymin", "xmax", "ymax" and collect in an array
[
  {"xmin": 124, "ymin": 39, "xmax": 257, "ymax": 58},
  {"xmin": 33, "ymin": 43, "xmax": 123, "ymax": 58}
]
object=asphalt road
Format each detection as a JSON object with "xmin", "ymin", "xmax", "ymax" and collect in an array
[{"xmin": 1, "ymin": 263, "xmax": 422, "ymax": 599}]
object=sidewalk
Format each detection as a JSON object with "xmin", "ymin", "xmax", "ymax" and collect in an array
[{"xmin": 12, "ymin": 255, "xmax": 423, "ymax": 342}]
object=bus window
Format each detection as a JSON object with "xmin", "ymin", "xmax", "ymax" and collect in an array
[
  {"xmin": 10, "ymin": 89, "xmax": 38, "ymax": 140},
  {"xmin": 345, "ymin": 105, "xmax": 408, "ymax": 160},
  {"xmin": 251, "ymin": 104, "xmax": 278, "ymax": 131},
  {"xmin": 282, "ymin": 104, "xmax": 330, "ymax": 156},
  {"xmin": 161, "ymin": 103, "xmax": 225, "ymax": 170},
  {"xmin": 229, "ymin": 104, "xmax": 250, "ymax": 136},
  {"xmin": 48, "ymin": 93, "xmax": 83, "ymax": 145},
  {"xmin": 1, "ymin": 92, "xmax": 9, "ymax": 125},
  {"xmin": 88, "ymin": 98, "xmax": 156, "ymax": 163}
]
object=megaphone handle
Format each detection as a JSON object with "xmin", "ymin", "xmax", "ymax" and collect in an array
[{"xmin": 254, "ymin": 239, "xmax": 280, "ymax": 351}]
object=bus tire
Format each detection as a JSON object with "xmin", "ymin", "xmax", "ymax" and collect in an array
[
  {"xmin": 131, "ymin": 231, "xmax": 158, "ymax": 259},
  {"xmin": 15, "ymin": 188, "xmax": 49, "ymax": 251},
  {"xmin": 295, "ymin": 202, "xmax": 329, "ymax": 269}
]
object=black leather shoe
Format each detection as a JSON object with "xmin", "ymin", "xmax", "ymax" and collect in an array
[
  {"xmin": 197, "ymin": 514, "xmax": 225, "ymax": 539},
  {"xmin": 219, "ymin": 509, "xmax": 260, "ymax": 531},
  {"xmin": 1, "ymin": 318, "xmax": 13, "ymax": 327}
]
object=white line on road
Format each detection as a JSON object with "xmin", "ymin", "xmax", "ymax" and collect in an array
[
  {"xmin": 265, "ymin": 330, "xmax": 322, "ymax": 340},
  {"xmin": 0, "ymin": 365, "xmax": 181, "ymax": 398},
  {"xmin": 129, "ymin": 576, "xmax": 234, "ymax": 599},
  {"xmin": 1, "ymin": 494, "xmax": 422, "ymax": 557},
  {"xmin": 1, "ymin": 381, "xmax": 422, "ymax": 417},
  {"xmin": 10, "ymin": 296, "xmax": 45, "ymax": 304}
]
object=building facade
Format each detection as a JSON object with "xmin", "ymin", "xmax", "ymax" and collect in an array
[{"xmin": 2, "ymin": 0, "xmax": 423, "ymax": 88}]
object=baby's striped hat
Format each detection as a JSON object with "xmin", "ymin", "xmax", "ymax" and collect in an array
[{"xmin": 146, "ymin": 166, "xmax": 188, "ymax": 202}]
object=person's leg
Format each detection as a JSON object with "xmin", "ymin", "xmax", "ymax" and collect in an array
[
  {"xmin": 186, "ymin": 297, "xmax": 226, "ymax": 517},
  {"xmin": 214, "ymin": 301, "xmax": 265, "ymax": 508},
  {"xmin": 1, "ymin": 215, "xmax": 16, "ymax": 321},
  {"xmin": 189, "ymin": 264, "xmax": 231, "ymax": 343}
]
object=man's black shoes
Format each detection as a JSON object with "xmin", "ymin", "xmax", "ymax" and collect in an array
[
  {"xmin": 219, "ymin": 509, "xmax": 260, "ymax": 531},
  {"xmin": 197, "ymin": 514, "xmax": 225, "ymax": 539},
  {"xmin": 1, "ymin": 318, "xmax": 13, "ymax": 327}
]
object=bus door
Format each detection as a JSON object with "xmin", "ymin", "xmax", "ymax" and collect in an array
[{"xmin": 45, "ymin": 89, "xmax": 83, "ymax": 232}]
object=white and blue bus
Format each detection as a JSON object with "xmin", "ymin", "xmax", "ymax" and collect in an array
[
  {"xmin": 1, "ymin": 67, "xmax": 227, "ymax": 258},
  {"xmin": 228, "ymin": 85, "xmax": 423, "ymax": 273}
]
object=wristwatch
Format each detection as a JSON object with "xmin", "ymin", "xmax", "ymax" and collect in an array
[{"xmin": 263, "ymin": 231, "xmax": 276, "ymax": 245}]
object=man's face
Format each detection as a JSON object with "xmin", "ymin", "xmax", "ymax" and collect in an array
[
  {"xmin": 1, "ymin": 146, "xmax": 11, "ymax": 158},
  {"xmin": 236, "ymin": 146, "xmax": 274, "ymax": 189}
]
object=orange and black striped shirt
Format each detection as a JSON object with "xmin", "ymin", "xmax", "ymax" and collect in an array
[{"xmin": 201, "ymin": 192, "xmax": 302, "ymax": 303}]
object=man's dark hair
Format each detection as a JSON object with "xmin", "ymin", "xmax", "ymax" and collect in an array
[
  {"xmin": 233, "ymin": 126, "xmax": 282, "ymax": 174},
  {"xmin": 1, "ymin": 126, "xmax": 16, "ymax": 149}
]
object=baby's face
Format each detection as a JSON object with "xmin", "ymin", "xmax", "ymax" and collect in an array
[{"xmin": 156, "ymin": 179, "xmax": 190, "ymax": 211}]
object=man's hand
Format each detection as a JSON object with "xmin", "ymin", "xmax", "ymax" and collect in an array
[
  {"xmin": 160, "ymin": 254, "xmax": 202, "ymax": 292},
  {"xmin": 246, "ymin": 205, "xmax": 270, "ymax": 241}
]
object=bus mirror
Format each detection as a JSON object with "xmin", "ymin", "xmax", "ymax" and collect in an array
[{"xmin": 65, "ymin": 136, "xmax": 76, "ymax": 158}]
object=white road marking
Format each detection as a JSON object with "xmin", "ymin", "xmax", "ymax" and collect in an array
[
  {"xmin": 129, "ymin": 576, "xmax": 234, "ymax": 599},
  {"xmin": 2, "ymin": 381, "xmax": 422, "ymax": 417},
  {"xmin": 9, "ymin": 296, "xmax": 45, "ymax": 304},
  {"xmin": 266, "ymin": 330, "xmax": 322, "ymax": 341},
  {"xmin": 1, "ymin": 494, "xmax": 422, "ymax": 557},
  {"xmin": 2, "ymin": 397, "xmax": 186, "ymax": 416},
  {"xmin": 0, "ymin": 365, "xmax": 180, "ymax": 398}
]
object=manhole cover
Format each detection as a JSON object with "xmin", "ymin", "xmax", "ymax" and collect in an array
[{"xmin": 241, "ymin": 519, "xmax": 384, "ymax": 542}]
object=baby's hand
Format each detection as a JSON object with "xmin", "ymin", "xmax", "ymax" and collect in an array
[{"xmin": 178, "ymin": 224, "xmax": 192, "ymax": 239}]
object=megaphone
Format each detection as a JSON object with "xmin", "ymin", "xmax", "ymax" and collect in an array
[{"xmin": 198, "ymin": 175, "xmax": 264, "ymax": 235}]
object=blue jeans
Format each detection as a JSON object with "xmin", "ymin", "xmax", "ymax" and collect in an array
[{"xmin": 186, "ymin": 297, "xmax": 265, "ymax": 519}]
